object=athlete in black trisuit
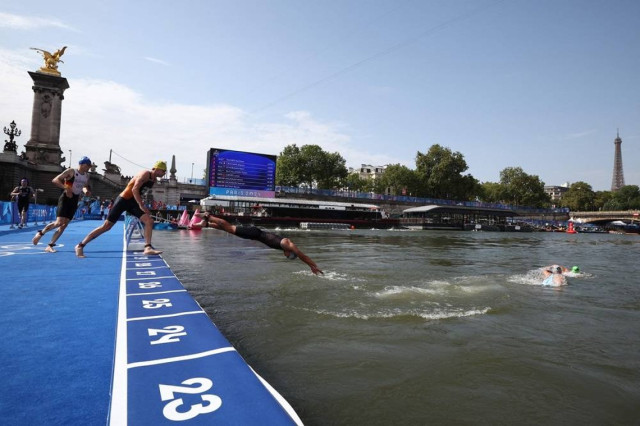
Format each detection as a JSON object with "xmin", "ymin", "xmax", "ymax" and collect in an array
[
  {"xmin": 32, "ymin": 157, "xmax": 92, "ymax": 252},
  {"xmin": 198, "ymin": 213, "xmax": 323, "ymax": 275},
  {"xmin": 75, "ymin": 161, "xmax": 167, "ymax": 257},
  {"xmin": 10, "ymin": 178, "xmax": 35, "ymax": 228}
]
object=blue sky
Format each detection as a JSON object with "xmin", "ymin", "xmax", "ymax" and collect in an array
[{"xmin": 1, "ymin": 0, "xmax": 638, "ymax": 191}]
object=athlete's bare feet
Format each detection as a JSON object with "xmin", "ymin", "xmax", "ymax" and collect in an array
[
  {"xmin": 32, "ymin": 230, "xmax": 44, "ymax": 245},
  {"xmin": 143, "ymin": 244, "xmax": 162, "ymax": 255},
  {"xmin": 45, "ymin": 244, "xmax": 57, "ymax": 253},
  {"xmin": 75, "ymin": 244, "xmax": 86, "ymax": 258}
]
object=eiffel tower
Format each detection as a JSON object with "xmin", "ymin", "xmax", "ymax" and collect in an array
[{"xmin": 610, "ymin": 130, "xmax": 625, "ymax": 191}]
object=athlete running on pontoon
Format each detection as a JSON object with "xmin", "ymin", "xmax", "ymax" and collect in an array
[
  {"xmin": 198, "ymin": 212, "xmax": 323, "ymax": 275},
  {"xmin": 75, "ymin": 161, "xmax": 167, "ymax": 258},
  {"xmin": 33, "ymin": 157, "xmax": 92, "ymax": 252}
]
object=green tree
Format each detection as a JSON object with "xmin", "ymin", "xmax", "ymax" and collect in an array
[
  {"xmin": 375, "ymin": 164, "xmax": 419, "ymax": 196},
  {"xmin": 594, "ymin": 190, "xmax": 613, "ymax": 211},
  {"xmin": 415, "ymin": 144, "xmax": 479, "ymax": 200},
  {"xmin": 297, "ymin": 144, "xmax": 324, "ymax": 188},
  {"xmin": 479, "ymin": 181, "xmax": 504, "ymax": 204},
  {"xmin": 619, "ymin": 185, "xmax": 640, "ymax": 209},
  {"xmin": 276, "ymin": 144, "xmax": 303, "ymax": 187},
  {"xmin": 315, "ymin": 150, "xmax": 348, "ymax": 189},
  {"xmin": 499, "ymin": 167, "xmax": 550, "ymax": 207},
  {"xmin": 276, "ymin": 144, "xmax": 347, "ymax": 189},
  {"xmin": 603, "ymin": 185, "xmax": 640, "ymax": 210},
  {"xmin": 602, "ymin": 198, "xmax": 625, "ymax": 211},
  {"xmin": 343, "ymin": 172, "xmax": 374, "ymax": 192},
  {"xmin": 560, "ymin": 181, "xmax": 595, "ymax": 211}
]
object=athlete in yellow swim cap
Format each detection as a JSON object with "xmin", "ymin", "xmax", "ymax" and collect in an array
[
  {"xmin": 75, "ymin": 161, "xmax": 167, "ymax": 257},
  {"xmin": 153, "ymin": 160, "xmax": 167, "ymax": 171}
]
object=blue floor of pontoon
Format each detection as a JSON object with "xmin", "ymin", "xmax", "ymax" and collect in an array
[
  {"xmin": 0, "ymin": 221, "xmax": 120, "ymax": 425},
  {"xmin": 0, "ymin": 220, "xmax": 301, "ymax": 425}
]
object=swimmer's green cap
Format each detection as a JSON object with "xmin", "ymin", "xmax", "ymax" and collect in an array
[
  {"xmin": 153, "ymin": 160, "xmax": 167, "ymax": 171},
  {"xmin": 571, "ymin": 265, "xmax": 580, "ymax": 273}
]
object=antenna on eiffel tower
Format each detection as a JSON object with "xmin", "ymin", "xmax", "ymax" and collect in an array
[{"xmin": 611, "ymin": 129, "xmax": 625, "ymax": 192}]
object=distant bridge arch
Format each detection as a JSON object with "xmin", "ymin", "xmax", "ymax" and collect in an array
[{"xmin": 570, "ymin": 210, "xmax": 640, "ymax": 225}]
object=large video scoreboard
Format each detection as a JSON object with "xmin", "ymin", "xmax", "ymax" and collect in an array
[{"xmin": 206, "ymin": 148, "xmax": 277, "ymax": 198}]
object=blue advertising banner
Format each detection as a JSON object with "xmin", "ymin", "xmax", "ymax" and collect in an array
[{"xmin": 0, "ymin": 201, "xmax": 57, "ymax": 225}]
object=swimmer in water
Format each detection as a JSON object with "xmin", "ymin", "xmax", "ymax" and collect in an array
[
  {"xmin": 198, "ymin": 212, "xmax": 323, "ymax": 275},
  {"xmin": 541, "ymin": 265, "xmax": 569, "ymax": 286}
]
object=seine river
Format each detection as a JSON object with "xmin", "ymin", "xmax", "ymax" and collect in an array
[{"xmin": 154, "ymin": 228, "xmax": 640, "ymax": 425}]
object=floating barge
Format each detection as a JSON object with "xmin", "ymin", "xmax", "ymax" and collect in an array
[
  {"xmin": 299, "ymin": 222, "xmax": 352, "ymax": 230},
  {"xmin": 200, "ymin": 194, "xmax": 397, "ymax": 229},
  {"xmin": 400, "ymin": 205, "xmax": 533, "ymax": 232}
]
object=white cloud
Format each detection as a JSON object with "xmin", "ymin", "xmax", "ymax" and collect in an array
[
  {"xmin": 561, "ymin": 129, "xmax": 597, "ymax": 140},
  {"xmin": 143, "ymin": 57, "xmax": 170, "ymax": 67},
  {"xmin": 0, "ymin": 12, "xmax": 78, "ymax": 31},
  {"xmin": 0, "ymin": 49, "xmax": 36, "ymax": 132},
  {"xmin": 0, "ymin": 48, "xmax": 399, "ymax": 182}
]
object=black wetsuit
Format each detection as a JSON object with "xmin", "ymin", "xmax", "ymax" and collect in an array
[
  {"xmin": 15, "ymin": 186, "xmax": 34, "ymax": 212},
  {"xmin": 57, "ymin": 170, "xmax": 90, "ymax": 219},
  {"xmin": 234, "ymin": 226, "xmax": 284, "ymax": 250},
  {"xmin": 107, "ymin": 174, "xmax": 155, "ymax": 222}
]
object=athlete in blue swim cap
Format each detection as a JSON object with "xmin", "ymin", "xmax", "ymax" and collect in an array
[{"xmin": 32, "ymin": 157, "xmax": 93, "ymax": 252}]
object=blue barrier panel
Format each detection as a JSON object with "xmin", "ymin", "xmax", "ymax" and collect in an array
[
  {"xmin": 0, "ymin": 201, "xmax": 17, "ymax": 225},
  {"xmin": 0, "ymin": 201, "xmax": 57, "ymax": 225},
  {"xmin": 27, "ymin": 204, "xmax": 57, "ymax": 223}
]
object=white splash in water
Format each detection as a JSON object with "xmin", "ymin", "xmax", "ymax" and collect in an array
[
  {"xmin": 374, "ymin": 286, "xmax": 443, "ymax": 298},
  {"xmin": 301, "ymin": 306, "xmax": 490, "ymax": 321},
  {"xmin": 294, "ymin": 270, "xmax": 367, "ymax": 282},
  {"xmin": 508, "ymin": 269, "xmax": 593, "ymax": 286},
  {"xmin": 415, "ymin": 307, "xmax": 491, "ymax": 320},
  {"xmin": 508, "ymin": 270, "xmax": 545, "ymax": 286}
]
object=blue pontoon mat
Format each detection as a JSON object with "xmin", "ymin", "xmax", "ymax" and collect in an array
[
  {"xmin": 0, "ymin": 221, "xmax": 120, "ymax": 425},
  {"xmin": 0, "ymin": 220, "xmax": 302, "ymax": 425}
]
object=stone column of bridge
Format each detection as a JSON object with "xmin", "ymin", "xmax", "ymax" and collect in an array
[{"xmin": 24, "ymin": 71, "xmax": 69, "ymax": 170}]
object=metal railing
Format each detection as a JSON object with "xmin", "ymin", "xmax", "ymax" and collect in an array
[{"xmin": 276, "ymin": 186, "xmax": 569, "ymax": 214}]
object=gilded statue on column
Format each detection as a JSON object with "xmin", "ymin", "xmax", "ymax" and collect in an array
[{"xmin": 30, "ymin": 46, "xmax": 67, "ymax": 76}]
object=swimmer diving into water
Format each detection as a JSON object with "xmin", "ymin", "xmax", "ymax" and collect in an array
[{"xmin": 198, "ymin": 213, "xmax": 323, "ymax": 275}]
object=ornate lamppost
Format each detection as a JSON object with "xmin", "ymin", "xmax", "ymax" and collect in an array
[{"xmin": 3, "ymin": 120, "xmax": 21, "ymax": 152}]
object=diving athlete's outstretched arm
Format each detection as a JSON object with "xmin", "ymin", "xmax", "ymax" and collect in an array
[
  {"xmin": 204, "ymin": 213, "xmax": 323, "ymax": 275},
  {"xmin": 280, "ymin": 238, "xmax": 323, "ymax": 275},
  {"xmin": 204, "ymin": 214, "xmax": 237, "ymax": 234}
]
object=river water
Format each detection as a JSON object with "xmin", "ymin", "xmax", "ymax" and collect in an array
[{"xmin": 153, "ymin": 228, "xmax": 640, "ymax": 425}]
